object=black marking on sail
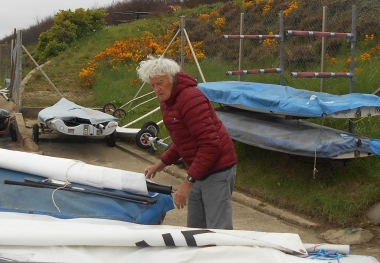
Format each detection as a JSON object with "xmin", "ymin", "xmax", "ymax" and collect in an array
[
  {"xmin": 181, "ymin": 230, "xmax": 214, "ymax": 247},
  {"xmin": 163, "ymin": 233, "xmax": 175, "ymax": 246},
  {"xmin": 136, "ymin": 240, "xmax": 151, "ymax": 247}
]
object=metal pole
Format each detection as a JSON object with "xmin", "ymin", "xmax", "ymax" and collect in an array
[
  {"xmin": 279, "ymin": 10, "xmax": 284, "ymax": 85},
  {"xmin": 13, "ymin": 31, "xmax": 22, "ymax": 111},
  {"xmin": 22, "ymin": 45, "xmax": 64, "ymax": 98},
  {"xmin": 180, "ymin": 16, "xmax": 185, "ymax": 70},
  {"xmin": 162, "ymin": 29, "xmax": 180, "ymax": 56},
  {"xmin": 349, "ymin": 5, "xmax": 356, "ymax": 94},
  {"xmin": 183, "ymin": 29, "xmax": 206, "ymax": 83},
  {"xmin": 0, "ymin": 45, "xmax": 2, "ymax": 79},
  {"xmin": 238, "ymin": 13, "xmax": 244, "ymax": 81},
  {"xmin": 122, "ymin": 107, "xmax": 160, "ymax": 128},
  {"xmin": 320, "ymin": 6, "xmax": 327, "ymax": 92},
  {"xmin": 348, "ymin": 5, "xmax": 357, "ymax": 133},
  {"xmin": 9, "ymin": 30, "xmax": 16, "ymax": 96}
]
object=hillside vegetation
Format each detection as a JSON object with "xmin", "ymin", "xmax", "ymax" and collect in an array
[{"xmin": 21, "ymin": 0, "xmax": 380, "ymax": 227}]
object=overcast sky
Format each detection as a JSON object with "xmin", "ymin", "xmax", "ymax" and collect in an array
[{"xmin": 0, "ymin": 0, "xmax": 119, "ymax": 39}]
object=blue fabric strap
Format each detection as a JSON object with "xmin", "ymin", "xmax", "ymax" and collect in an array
[{"xmin": 308, "ymin": 249, "xmax": 347, "ymax": 260}]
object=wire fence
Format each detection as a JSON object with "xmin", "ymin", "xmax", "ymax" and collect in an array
[
  {"xmin": 0, "ymin": 31, "xmax": 22, "ymax": 111},
  {"xmin": 183, "ymin": 2, "xmax": 380, "ymax": 95},
  {"xmin": 0, "ymin": 44, "xmax": 11, "ymax": 81}
]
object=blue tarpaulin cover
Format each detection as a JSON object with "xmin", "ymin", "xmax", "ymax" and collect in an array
[
  {"xmin": 0, "ymin": 168, "xmax": 174, "ymax": 224},
  {"xmin": 198, "ymin": 81, "xmax": 380, "ymax": 118},
  {"xmin": 215, "ymin": 108, "xmax": 380, "ymax": 158}
]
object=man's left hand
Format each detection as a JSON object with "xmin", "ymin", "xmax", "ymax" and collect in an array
[{"xmin": 173, "ymin": 180, "xmax": 193, "ymax": 209}]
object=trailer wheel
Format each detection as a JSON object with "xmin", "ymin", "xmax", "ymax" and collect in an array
[
  {"xmin": 103, "ymin": 103, "xmax": 116, "ymax": 114},
  {"xmin": 141, "ymin": 121, "xmax": 159, "ymax": 136},
  {"xmin": 107, "ymin": 130, "xmax": 117, "ymax": 147},
  {"xmin": 32, "ymin": 124, "xmax": 39, "ymax": 143},
  {"xmin": 113, "ymin": 108, "xmax": 126, "ymax": 119},
  {"xmin": 10, "ymin": 120, "xmax": 17, "ymax": 142},
  {"xmin": 136, "ymin": 128, "xmax": 155, "ymax": 149}
]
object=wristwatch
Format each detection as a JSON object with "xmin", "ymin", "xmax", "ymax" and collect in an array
[{"xmin": 187, "ymin": 175, "xmax": 196, "ymax": 183}]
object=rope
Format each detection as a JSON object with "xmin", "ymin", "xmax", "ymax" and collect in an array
[
  {"xmin": 308, "ymin": 249, "xmax": 347, "ymax": 260},
  {"xmin": 312, "ymin": 129, "xmax": 322, "ymax": 178},
  {"xmin": 337, "ymin": 107, "xmax": 374, "ymax": 124},
  {"xmin": 347, "ymin": 116, "xmax": 369, "ymax": 124},
  {"xmin": 52, "ymin": 181, "xmax": 71, "ymax": 212},
  {"xmin": 52, "ymin": 161, "xmax": 81, "ymax": 211},
  {"xmin": 313, "ymin": 147, "xmax": 318, "ymax": 179}
]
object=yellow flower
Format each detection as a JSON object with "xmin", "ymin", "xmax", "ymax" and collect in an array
[
  {"xmin": 262, "ymin": 32, "xmax": 278, "ymax": 46},
  {"xmin": 244, "ymin": 1, "xmax": 254, "ymax": 9},
  {"xmin": 360, "ymin": 52, "xmax": 371, "ymax": 61},
  {"xmin": 262, "ymin": 0, "xmax": 273, "ymax": 16},
  {"xmin": 284, "ymin": 1, "xmax": 299, "ymax": 17}
]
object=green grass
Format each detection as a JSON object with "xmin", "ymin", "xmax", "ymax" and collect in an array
[{"xmin": 20, "ymin": 4, "xmax": 380, "ymax": 228}]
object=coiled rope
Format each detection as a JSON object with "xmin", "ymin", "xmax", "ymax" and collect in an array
[{"xmin": 308, "ymin": 249, "xmax": 347, "ymax": 261}]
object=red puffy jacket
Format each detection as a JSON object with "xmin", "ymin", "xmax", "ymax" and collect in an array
[{"xmin": 160, "ymin": 71, "xmax": 237, "ymax": 180}]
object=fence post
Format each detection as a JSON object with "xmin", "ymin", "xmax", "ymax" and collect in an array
[
  {"xmin": 12, "ymin": 30, "xmax": 22, "ymax": 112},
  {"xmin": 238, "ymin": 13, "xmax": 244, "ymax": 81},
  {"xmin": 9, "ymin": 30, "xmax": 16, "ymax": 98},
  {"xmin": 320, "ymin": 6, "xmax": 327, "ymax": 92},
  {"xmin": 0, "ymin": 45, "xmax": 2, "ymax": 79},
  {"xmin": 279, "ymin": 10, "xmax": 284, "ymax": 85},
  {"xmin": 348, "ymin": 5, "xmax": 357, "ymax": 133}
]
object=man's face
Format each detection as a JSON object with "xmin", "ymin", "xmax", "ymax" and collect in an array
[{"xmin": 149, "ymin": 75, "xmax": 173, "ymax": 102}]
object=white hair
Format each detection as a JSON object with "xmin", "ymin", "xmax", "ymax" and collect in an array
[{"xmin": 136, "ymin": 55, "xmax": 181, "ymax": 83}]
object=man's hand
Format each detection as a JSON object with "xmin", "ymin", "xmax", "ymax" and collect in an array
[
  {"xmin": 144, "ymin": 160, "xmax": 166, "ymax": 179},
  {"xmin": 174, "ymin": 180, "xmax": 193, "ymax": 209}
]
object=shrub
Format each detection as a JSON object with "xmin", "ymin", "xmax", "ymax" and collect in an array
[{"xmin": 35, "ymin": 8, "xmax": 107, "ymax": 61}]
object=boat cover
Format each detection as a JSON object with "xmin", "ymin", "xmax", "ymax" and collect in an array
[
  {"xmin": 216, "ymin": 108, "xmax": 380, "ymax": 158},
  {"xmin": 0, "ymin": 212, "xmax": 378, "ymax": 263},
  {"xmin": 198, "ymin": 81, "xmax": 380, "ymax": 118},
  {"xmin": 38, "ymin": 98, "xmax": 119, "ymax": 124},
  {"xmin": 0, "ymin": 108, "xmax": 10, "ymax": 118},
  {"xmin": 0, "ymin": 167, "xmax": 173, "ymax": 224}
]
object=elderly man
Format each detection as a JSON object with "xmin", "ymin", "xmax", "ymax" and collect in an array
[{"xmin": 137, "ymin": 55, "xmax": 237, "ymax": 229}]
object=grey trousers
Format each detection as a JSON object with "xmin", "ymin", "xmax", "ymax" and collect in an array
[{"xmin": 187, "ymin": 165, "xmax": 236, "ymax": 229}]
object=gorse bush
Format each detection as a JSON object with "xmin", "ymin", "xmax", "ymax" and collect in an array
[
  {"xmin": 78, "ymin": 22, "xmax": 206, "ymax": 88},
  {"xmin": 35, "ymin": 8, "xmax": 107, "ymax": 61}
]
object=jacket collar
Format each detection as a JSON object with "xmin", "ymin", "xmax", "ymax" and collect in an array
[{"xmin": 165, "ymin": 71, "xmax": 198, "ymax": 106}]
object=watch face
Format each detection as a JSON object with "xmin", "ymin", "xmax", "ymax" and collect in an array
[{"xmin": 187, "ymin": 176, "xmax": 195, "ymax": 183}]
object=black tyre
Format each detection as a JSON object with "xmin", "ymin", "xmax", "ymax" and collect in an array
[
  {"xmin": 103, "ymin": 103, "xmax": 116, "ymax": 114},
  {"xmin": 10, "ymin": 120, "xmax": 17, "ymax": 142},
  {"xmin": 107, "ymin": 130, "xmax": 117, "ymax": 147},
  {"xmin": 141, "ymin": 121, "xmax": 159, "ymax": 136},
  {"xmin": 32, "ymin": 123, "xmax": 39, "ymax": 143},
  {"xmin": 113, "ymin": 108, "xmax": 126, "ymax": 119},
  {"xmin": 135, "ymin": 128, "xmax": 155, "ymax": 149}
]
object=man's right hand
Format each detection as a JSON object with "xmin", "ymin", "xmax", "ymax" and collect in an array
[
  {"xmin": 144, "ymin": 165, "xmax": 157, "ymax": 179},
  {"xmin": 144, "ymin": 160, "xmax": 166, "ymax": 179}
]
